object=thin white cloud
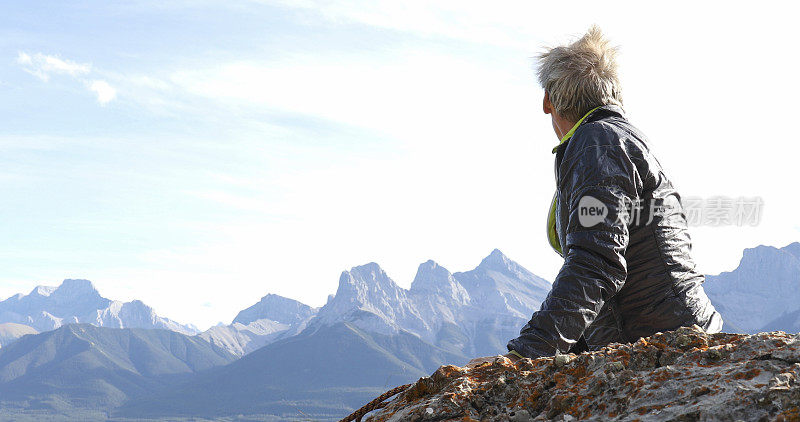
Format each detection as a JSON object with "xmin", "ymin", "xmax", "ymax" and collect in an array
[
  {"xmin": 16, "ymin": 51, "xmax": 116, "ymax": 105},
  {"xmin": 16, "ymin": 52, "xmax": 91, "ymax": 82},
  {"xmin": 88, "ymin": 80, "xmax": 117, "ymax": 105},
  {"xmin": 16, "ymin": 52, "xmax": 32, "ymax": 65}
]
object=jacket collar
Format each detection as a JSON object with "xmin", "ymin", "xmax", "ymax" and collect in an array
[{"xmin": 551, "ymin": 104, "xmax": 625, "ymax": 154}]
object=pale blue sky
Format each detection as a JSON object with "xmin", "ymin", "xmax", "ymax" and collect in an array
[{"xmin": 2, "ymin": 1, "xmax": 799, "ymax": 328}]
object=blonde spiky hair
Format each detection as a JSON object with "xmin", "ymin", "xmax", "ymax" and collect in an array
[{"xmin": 537, "ymin": 25, "xmax": 623, "ymax": 122}]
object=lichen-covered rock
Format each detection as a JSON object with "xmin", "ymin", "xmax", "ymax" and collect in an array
[{"xmin": 364, "ymin": 326, "xmax": 800, "ymax": 421}]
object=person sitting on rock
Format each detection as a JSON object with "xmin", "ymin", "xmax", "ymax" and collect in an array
[{"xmin": 468, "ymin": 26, "xmax": 723, "ymax": 367}]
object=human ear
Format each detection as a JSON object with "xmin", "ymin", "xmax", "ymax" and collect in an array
[{"xmin": 543, "ymin": 91, "xmax": 553, "ymax": 115}]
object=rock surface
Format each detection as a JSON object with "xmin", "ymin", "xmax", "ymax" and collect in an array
[{"xmin": 365, "ymin": 325, "xmax": 800, "ymax": 421}]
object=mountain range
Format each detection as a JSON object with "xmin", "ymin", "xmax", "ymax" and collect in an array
[
  {"xmin": 0, "ymin": 243, "xmax": 797, "ymax": 420},
  {"xmin": 0, "ymin": 279, "xmax": 197, "ymax": 337},
  {"xmin": 119, "ymin": 249, "xmax": 551, "ymax": 419},
  {"xmin": 0, "ymin": 249, "xmax": 551, "ymax": 419}
]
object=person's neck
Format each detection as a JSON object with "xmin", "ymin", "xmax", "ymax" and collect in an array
[{"xmin": 554, "ymin": 115, "xmax": 577, "ymax": 140}]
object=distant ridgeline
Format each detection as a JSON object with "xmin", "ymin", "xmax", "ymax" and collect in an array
[
  {"xmin": 0, "ymin": 278, "xmax": 198, "ymax": 335},
  {"xmin": 0, "ymin": 243, "xmax": 797, "ymax": 420}
]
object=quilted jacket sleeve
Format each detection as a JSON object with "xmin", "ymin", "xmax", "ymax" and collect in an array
[{"xmin": 507, "ymin": 126, "xmax": 641, "ymax": 357}]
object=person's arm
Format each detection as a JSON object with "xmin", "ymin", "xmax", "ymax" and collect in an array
[{"xmin": 507, "ymin": 135, "xmax": 639, "ymax": 358}]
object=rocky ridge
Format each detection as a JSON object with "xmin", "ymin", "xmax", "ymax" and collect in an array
[{"xmin": 365, "ymin": 326, "xmax": 800, "ymax": 421}]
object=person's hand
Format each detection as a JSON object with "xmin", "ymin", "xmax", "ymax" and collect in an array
[
  {"xmin": 464, "ymin": 353, "xmax": 521, "ymax": 369},
  {"xmin": 465, "ymin": 355, "xmax": 502, "ymax": 369},
  {"xmin": 504, "ymin": 352, "xmax": 522, "ymax": 363}
]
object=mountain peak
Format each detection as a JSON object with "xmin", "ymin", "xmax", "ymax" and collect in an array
[
  {"xmin": 349, "ymin": 262, "xmax": 384, "ymax": 277},
  {"xmin": 232, "ymin": 293, "xmax": 315, "ymax": 326},
  {"xmin": 315, "ymin": 261, "xmax": 428, "ymax": 335},
  {"xmin": 30, "ymin": 285, "xmax": 57, "ymax": 297},
  {"xmin": 417, "ymin": 259, "xmax": 441, "ymax": 272},
  {"xmin": 478, "ymin": 249, "xmax": 510, "ymax": 269},
  {"xmin": 409, "ymin": 259, "xmax": 470, "ymax": 310},
  {"xmin": 338, "ymin": 262, "xmax": 394, "ymax": 291},
  {"xmin": 57, "ymin": 279, "xmax": 99, "ymax": 294},
  {"xmin": 738, "ymin": 245, "xmax": 798, "ymax": 270},
  {"xmin": 781, "ymin": 242, "xmax": 800, "ymax": 261},
  {"xmin": 410, "ymin": 260, "xmax": 455, "ymax": 293},
  {"xmin": 453, "ymin": 249, "xmax": 550, "ymax": 319}
]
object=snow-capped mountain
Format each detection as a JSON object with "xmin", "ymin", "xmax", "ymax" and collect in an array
[
  {"xmin": 5, "ymin": 243, "xmax": 800, "ymax": 420},
  {"xmin": 307, "ymin": 250, "xmax": 552, "ymax": 356},
  {"xmin": 0, "ymin": 279, "xmax": 197, "ymax": 335},
  {"xmin": 454, "ymin": 248, "xmax": 551, "ymax": 320},
  {"xmin": 123, "ymin": 250, "xmax": 553, "ymax": 419},
  {"xmin": 451, "ymin": 249, "xmax": 552, "ymax": 356},
  {"xmin": 704, "ymin": 242, "xmax": 800, "ymax": 333},
  {"xmin": 313, "ymin": 262, "xmax": 430, "ymax": 337},
  {"xmin": 199, "ymin": 294, "xmax": 318, "ymax": 356},
  {"xmin": 408, "ymin": 259, "xmax": 471, "ymax": 328}
]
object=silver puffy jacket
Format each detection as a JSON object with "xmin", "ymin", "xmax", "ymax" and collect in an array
[{"xmin": 507, "ymin": 105, "xmax": 723, "ymax": 358}]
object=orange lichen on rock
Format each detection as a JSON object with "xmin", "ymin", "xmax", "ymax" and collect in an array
[
  {"xmin": 364, "ymin": 327, "xmax": 800, "ymax": 422},
  {"xmin": 733, "ymin": 368, "xmax": 762, "ymax": 380}
]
